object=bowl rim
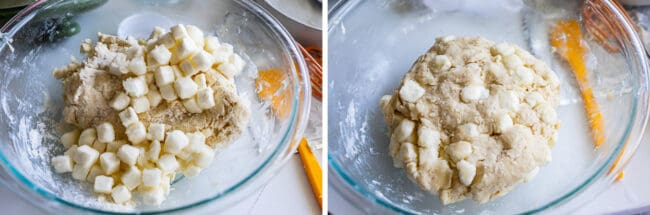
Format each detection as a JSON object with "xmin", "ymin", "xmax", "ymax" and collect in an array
[
  {"xmin": 0, "ymin": 0, "xmax": 311, "ymax": 214},
  {"xmin": 327, "ymin": 0, "xmax": 650, "ymax": 214}
]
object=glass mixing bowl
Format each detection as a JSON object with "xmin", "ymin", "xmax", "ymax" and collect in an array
[
  {"xmin": 0, "ymin": 0, "xmax": 310, "ymax": 213},
  {"xmin": 328, "ymin": 0, "xmax": 649, "ymax": 214}
]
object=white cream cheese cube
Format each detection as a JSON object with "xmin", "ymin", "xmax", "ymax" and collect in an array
[
  {"xmin": 126, "ymin": 121, "xmax": 147, "ymax": 144},
  {"xmin": 497, "ymin": 90, "xmax": 520, "ymax": 111},
  {"xmin": 148, "ymin": 26, "xmax": 166, "ymax": 40},
  {"xmin": 217, "ymin": 63, "xmax": 237, "ymax": 78},
  {"xmin": 515, "ymin": 66, "xmax": 534, "ymax": 85},
  {"xmin": 458, "ymin": 123, "xmax": 480, "ymax": 139},
  {"xmin": 159, "ymin": 84, "xmax": 178, "ymax": 101},
  {"xmin": 399, "ymin": 80, "xmax": 425, "ymax": 103},
  {"xmin": 187, "ymin": 132, "xmax": 206, "ymax": 153},
  {"xmin": 136, "ymin": 146, "xmax": 147, "ymax": 167},
  {"xmin": 142, "ymin": 187, "xmax": 166, "ymax": 205},
  {"xmin": 229, "ymin": 54, "xmax": 245, "ymax": 73},
  {"xmin": 60, "ymin": 129, "xmax": 80, "ymax": 148},
  {"xmin": 157, "ymin": 32, "xmax": 176, "ymax": 48},
  {"xmin": 96, "ymin": 122, "xmax": 115, "ymax": 143},
  {"xmin": 122, "ymin": 76, "xmax": 148, "ymax": 97},
  {"xmin": 74, "ymin": 145, "xmax": 100, "ymax": 167},
  {"xmin": 194, "ymin": 144, "xmax": 214, "ymax": 168},
  {"xmin": 447, "ymin": 141, "xmax": 473, "ymax": 161},
  {"xmin": 65, "ymin": 145, "xmax": 78, "ymax": 158},
  {"xmin": 417, "ymin": 125, "xmax": 440, "ymax": 150},
  {"xmin": 170, "ymin": 24, "xmax": 189, "ymax": 40},
  {"xmin": 52, "ymin": 155, "xmax": 73, "ymax": 173},
  {"xmin": 182, "ymin": 97, "xmax": 202, "ymax": 113},
  {"xmin": 155, "ymin": 66, "xmax": 175, "ymax": 86},
  {"xmin": 164, "ymin": 130, "xmax": 189, "ymax": 154},
  {"xmin": 147, "ymin": 140, "xmax": 162, "ymax": 162},
  {"xmin": 434, "ymin": 55, "xmax": 452, "ymax": 70},
  {"xmin": 179, "ymin": 60, "xmax": 199, "ymax": 76},
  {"xmin": 127, "ymin": 45, "xmax": 144, "ymax": 59},
  {"xmin": 174, "ymin": 77, "xmax": 198, "ymax": 99},
  {"xmin": 157, "ymin": 154, "xmax": 180, "ymax": 173},
  {"xmin": 150, "ymin": 45, "xmax": 172, "ymax": 65},
  {"xmin": 131, "ymin": 96, "xmax": 150, "ymax": 113},
  {"xmin": 94, "ymin": 175, "xmax": 114, "ymax": 194},
  {"xmin": 196, "ymin": 88, "xmax": 215, "ymax": 109},
  {"xmin": 395, "ymin": 119, "xmax": 415, "ymax": 142},
  {"xmin": 128, "ymin": 56, "xmax": 147, "ymax": 75},
  {"xmin": 147, "ymin": 87, "xmax": 163, "ymax": 107},
  {"xmin": 461, "ymin": 85, "xmax": 489, "ymax": 102},
  {"xmin": 119, "ymin": 108, "xmax": 139, "ymax": 127},
  {"xmin": 110, "ymin": 92, "xmax": 131, "ymax": 111},
  {"xmin": 117, "ymin": 144, "xmax": 140, "ymax": 166},
  {"xmin": 175, "ymin": 37, "xmax": 199, "ymax": 62},
  {"xmin": 79, "ymin": 128, "xmax": 96, "ymax": 146},
  {"xmin": 193, "ymin": 51, "xmax": 214, "ymax": 72},
  {"xmin": 494, "ymin": 113, "xmax": 513, "ymax": 134},
  {"xmin": 185, "ymin": 25, "xmax": 204, "ymax": 47},
  {"xmin": 147, "ymin": 123, "xmax": 166, "ymax": 141},
  {"xmin": 121, "ymin": 166, "xmax": 142, "ymax": 190},
  {"xmin": 99, "ymin": 152, "xmax": 120, "ymax": 175},
  {"xmin": 72, "ymin": 164, "xmax": 91, "ymax": 180},
  {"xmin": 111, "ymin": 185, "xmax": 132, "ymax": 204},
  {"xmin": 204, "ymin": 36, "xmax": 220, "ymax": 52},
  {"xmin": 457, "ymin": 160, "xmax": 476, "ymax": 186},
  {"xmin": 503, "ymin": 54, "xmax": 523, "ymax": 69},
  {"xmin": 142, "ymin": 168, "xmax": 162, "ymax": 188}
]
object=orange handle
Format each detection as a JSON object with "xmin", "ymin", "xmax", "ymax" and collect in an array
[{"xmin": 297, "ymin": 138, "xmax": 322, "ymax": 208}]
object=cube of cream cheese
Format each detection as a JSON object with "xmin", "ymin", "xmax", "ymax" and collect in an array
[
  {"xmin": 147, "ymin": 123, "xmax": 166, "ymax": 141},
  {"xmin": 110, "ymin": 92, "xmax": 131, "ymax": 111},
  {"xmin": 126, "ymin": 122, "xmax": 147, "ymax": 144},
  {"xmin": 99, "ymin": 152, "xmax": 120, "ymax": 175},
  {"xmin": 164, "ymin": 130, "xmax": 189, "ymax": 154},
  {"xmin": 74, "ymin": 145, "xmax": 100, "ymax": 168},
  {"xmin": 142, "ymin": 168, "xmax": 162, "ymax": 188},
  {"xmin": 60, "ymin": 130, "xmax": 80, "ymax": 148},
  {"xmin": 78, "ymin": 128, "xmax": 97, "ymax": 146},
  {"xmin": 94, "ymin": 175, "xmax": 114, "ymax": 194},
  {"xmin": 111, "ymin": 185, "xmax": 132, "ymax": 204},
  {"xmin": 51, "ymin": 155, "xmax": 73, "ymax": 173},
  {"xmin": 96, "ymin": 122, "xmax": 115, "ymax": 143},
  {"xmin": 131, "ymin": 96, "xmax": 150, "ymax": 113},
  {"xmin": 122, "ymin": 76, "xmax": 148, "ymax": 97},
  {"xmin": 174, "ymin": 77, "xmax": 198, "ymax": 99},
  {"xmin": 121, "ymin": 166, "xmax": 142, "ymax": 190},
  {"xmin": 399, "ymin": 80, "xmax": 425, "ymax": 103},
  {"xmin": 117, "ymin": 144, "xmax": 140, "ymax": 166},
  {"xmin": 157, "ymin": 154, "xmax": 180, "ymax": 173}
]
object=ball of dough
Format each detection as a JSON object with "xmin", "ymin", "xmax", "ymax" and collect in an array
[{"xmin": 380, "ymin": 36, "xmax": 560, "ymax": 204}]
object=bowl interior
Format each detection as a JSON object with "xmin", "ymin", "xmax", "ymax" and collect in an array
[
  {"xmin": 0, "ymin": 0, "xmax": 305, "ymax": 213},
  {"xmin": 328, "ymin": 0, "xmax": 646, "ymax": 214}
]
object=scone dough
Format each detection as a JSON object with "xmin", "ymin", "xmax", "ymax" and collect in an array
[
  {"xmin": 53, "ymin": 33, "xmax": 249, "ymax": 147},
  {"xmin": 380, "ymin": 37, "xmax": 560, "ymax": 204}
]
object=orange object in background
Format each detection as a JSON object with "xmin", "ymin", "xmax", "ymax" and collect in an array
[
  {"xmin": 549, "ymin": 20, "xmax": 605, "ymax": 148},
  {"xmin": 257, "ymin": 69, "xmax": 291, "ymax": 119}
]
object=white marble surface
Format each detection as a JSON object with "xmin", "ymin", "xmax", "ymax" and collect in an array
[
  {"xmin": 329, "ymin": 127, "xmax": 650, "ymax": 214},
  {"xmin": 0, "ymin": 155, "xmax": 320, "ymax": 215}
]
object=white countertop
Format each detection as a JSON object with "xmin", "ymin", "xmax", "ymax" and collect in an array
[
  {"xmin": 0, "ymin": 154, "xmax": 321, "ymax": 215},
  {"xmin": 329, "ymin": 127, "xmax": 650, "ymax": 214}
]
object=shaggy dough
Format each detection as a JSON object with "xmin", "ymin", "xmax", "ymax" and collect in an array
[
  {"xmin": 380, "ymin": 36, "xmax": 560, "ymax": 204},
  {"xmin": 53, "ymin": 33, "xmax": 249, "ymax": 147}
]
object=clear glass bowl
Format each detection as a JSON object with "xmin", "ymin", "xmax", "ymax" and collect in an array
[
  {"xmin": 328, "ymin": 0, "xmax": 649, "ymax": 214},
  {"xmin": 0, "ymin": 0, "xmax": 310, "ymax": 213}
]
